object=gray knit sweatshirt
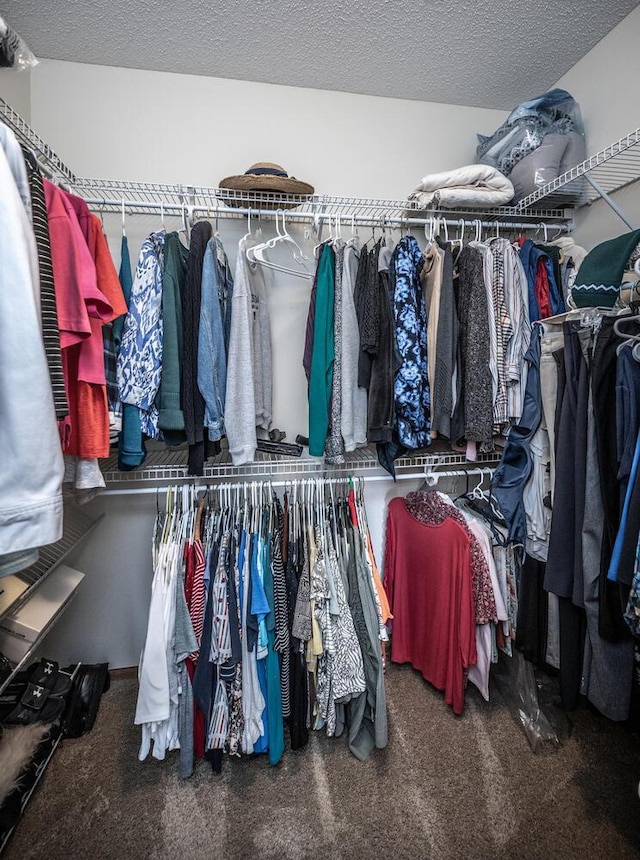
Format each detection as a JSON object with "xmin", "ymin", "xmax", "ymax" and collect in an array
[{"xmin": 225, "ymin": 238, "xmax": 272, "ymax": 464}]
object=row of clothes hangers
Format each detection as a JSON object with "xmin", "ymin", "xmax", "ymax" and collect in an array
[
  {"xmin": 93, "ymin": 193, "xmax": 567, "ymax": 282},
  {"xmin": 155, "ymin": 476, "xmax": 372, "ymax": 574}
]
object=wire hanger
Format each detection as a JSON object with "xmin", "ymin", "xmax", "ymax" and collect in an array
[{"xmin": 121, "ymin": 199, "xmax": 126, "ymax": 237}]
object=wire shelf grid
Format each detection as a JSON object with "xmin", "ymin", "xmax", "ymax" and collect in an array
[
  {"xmin": 0, "ymin": 97, "xmax": 76, "ymax": 184},
  {"xmin": 514, "ymin": 128, "xmax": 640, "ymax": 212},
  {"xmin": 100, "ymin": 445, "xmax": 502, "ymax": 486},
  {"xmin": 72, "ymin": 177, "xmax": 569, "ymax": 226}
]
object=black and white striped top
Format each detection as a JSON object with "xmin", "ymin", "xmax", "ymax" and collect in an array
[{"xmin": 22, "ymin": 146, "xmax": 68, "ymax": 420}]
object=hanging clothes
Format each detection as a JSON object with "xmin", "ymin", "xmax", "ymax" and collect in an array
[
  {"xmin": 455, "ymin": 244, "xmax": 494, "ymax": 447},
  {"xmin": 308, "ymin": 243, "xmax": 336, "ymax": 457},
  {"xmin": 430, "ymin": 238, "xmax": 457, "ymax": 439},
  {"xmin": 137, "ymin": 479, "xmax": 386, "ymax": 774},
  {"xmin": 0, "ymin": 142, "xmax": 64, "ymax": 574},
  {"xmin": 326, "ymin": 241, "xmax": 346, "ymax": 464},
  {"xmin": 21, "ymin": 145, "xmax": 68, "ymax": 422},
  {"xmin": 367, "ymin": 242, "xmax": 399, "ymax": 447},
  {"xmin": 157, "ymin": 231, "xmax": 189, "ymax": 445},
  {"xmin": 183, "ymin": 220, "xmax": 213, "ymax": 475},
  {"xmin": 340, "ymin": 240, "xmax": 368, "ymax": 452},
  {"xmin": 225, "ymin": 236, "xmax": 272, "ymax": 465},
  {"xmin": 197, "ymin": 234, "xmax": 234, "ymax": 445},
  {"xmin": 383, "ymin": 495, "xmax": 476, "ymax": 714},
  {"xmin": 117, "ymin": 231, "xmax": 165, "ymax": 441}
]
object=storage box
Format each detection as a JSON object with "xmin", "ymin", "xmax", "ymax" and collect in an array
[
  {"xmin": 0, "ymin": 574, "xmax": 29, "ymax": 617},
  {"xmin": 0, "ymin": 564, "xmax": 84, "ymax": 664}
]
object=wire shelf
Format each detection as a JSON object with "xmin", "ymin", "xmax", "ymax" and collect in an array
[
  {"xmin": 71, "ymin": 177, "xmax": 569, "ymax": 227},
  {"xmin": 0, "ymin": 97, "xmax": 76, "ymax": 185},
  {"xmin": 0, "ymin": 505, "xmax": 100, "ymax": 624},
  {"xmin": 514, "ymin": 128, "xmax": 640, "ymax": 212},
  {"xmin": 100, "ymin": 444, "xmax": 502, "ymax": 486}
]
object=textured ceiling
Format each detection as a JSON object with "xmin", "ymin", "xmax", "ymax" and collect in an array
[{"xmin": 3, "ymin": 0, "xmax": 638, "ymax": 109}]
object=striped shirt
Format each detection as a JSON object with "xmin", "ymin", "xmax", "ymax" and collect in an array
[
  {"xmin": 22, "ymin": 147, "xmax": 68, "ymax": 420},
  {"xmin": 188, "ymin": 539, "xmax": 206, "ymax": 663}
]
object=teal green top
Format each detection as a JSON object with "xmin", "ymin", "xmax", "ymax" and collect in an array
[{"xmin": 308, "ymin": 243, "xmax": 335, "ymax": 457}]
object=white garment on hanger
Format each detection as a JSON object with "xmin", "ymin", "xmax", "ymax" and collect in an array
[{"xmin": 0, "ymin": 144, "xmax": 63, "ymax": 567}]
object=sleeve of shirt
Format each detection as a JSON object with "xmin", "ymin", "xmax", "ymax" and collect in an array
[
  {"xmin": 89, "ymin": 214, "xmax": 128, "ymax": 320},
  {"xmin": 382, "ymin": 505, "xmax": 397, "ymax": 614}
]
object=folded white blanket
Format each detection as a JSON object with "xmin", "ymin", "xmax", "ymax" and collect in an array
[{"xmin": 406, "ymin": 164, "xmax": 514, "ymax": 209}]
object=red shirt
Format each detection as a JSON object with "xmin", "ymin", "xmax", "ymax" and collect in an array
[
  {"xmin": 534, "ymin": 259, "xmax": 552, "ymax": 320},
  {"xmin": 383, "ymin": 497, "xmax": 476, "ymax": 714}
]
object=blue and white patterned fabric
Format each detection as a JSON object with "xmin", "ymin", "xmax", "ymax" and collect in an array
[
  {"xmin": 117, "ymin": 231, "xmax": 165, "ymax": 439},
  {"xmin": 392, "ymin": 236, "xmax": 431, "ymax": 450}
]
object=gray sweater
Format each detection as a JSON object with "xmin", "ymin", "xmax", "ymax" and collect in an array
[
  {"xmin": 225, "ymin": 239, "xmax": 272, "ymax": 464},
  {"xmin": 340, "ymin": 242, "xmax": 368, "ymax": 451}
]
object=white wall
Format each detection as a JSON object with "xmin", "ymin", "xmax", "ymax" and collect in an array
[
  {"xmin": 10, "ymin": 59, "xmax": 507, "ymax": 668},
  {"xmin": 0, "ymin": 67, "xmax": 30, "ymax": 120},
  {"xmin": 27, "ymin": 59, "xmax": 506, "ymax": 198},
  {"xmin": 554, "ymin": 4, "xmax": 640, "ymax": 247}
]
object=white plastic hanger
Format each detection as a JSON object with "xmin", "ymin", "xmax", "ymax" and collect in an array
[
  {"xmin": 121, "ymin": 199, "xmax": 126, "ymax": 237},
  {"xmin": 241, "ymin": 208, "xmax": 255, "ymax": 249},
  {"xmin": 179, "ymin": 203, "xmax": 191, "ymax": 248},
  {"xmin": 251, "ymin": 209, "xmax": 313, "ymax": 279}
]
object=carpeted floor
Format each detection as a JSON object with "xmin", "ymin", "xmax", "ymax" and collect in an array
[{"xmin": 4, "ymin": 665, "xmax": 640, "ymax": 860}]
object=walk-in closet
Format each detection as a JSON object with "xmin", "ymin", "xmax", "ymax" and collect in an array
[{"xmin": 1, "ymin": 3, "xmax": 640, "ymax": 858}]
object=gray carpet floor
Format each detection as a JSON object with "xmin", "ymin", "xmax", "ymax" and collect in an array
[{"xmin": 4, "ymin": 665, "xmax": 640, "ymax": 860}]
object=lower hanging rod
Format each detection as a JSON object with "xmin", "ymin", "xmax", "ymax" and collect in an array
[{"xmin": 79, "ymin": 196, "xmax": 569, "ymax": 234}]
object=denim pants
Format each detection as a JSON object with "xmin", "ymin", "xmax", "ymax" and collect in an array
[{"xmin": 492, "ymin": 328, "xmax": 542, "ymax": 547}]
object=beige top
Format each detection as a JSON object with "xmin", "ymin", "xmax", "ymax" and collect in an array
[{"xmin": 420, "ymin": 241, "xmax": 445, "ymax": 433}]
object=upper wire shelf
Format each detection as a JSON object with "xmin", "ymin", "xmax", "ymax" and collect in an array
[
  {"xmin": 72, "ymin": 177, "xmax": 569, "ymax": 225},
  {"xmin": 0, "ymin": 97, "xmax": 76, "ymax": 185},
  {"xmin": 0, "ymin": 96, "xmax": 569, "ymax": 227},
  {"xmin": 514, "ymin": 128, "xmax": 640, "ymax": 212}
]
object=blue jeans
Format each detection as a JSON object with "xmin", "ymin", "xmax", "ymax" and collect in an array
[{"xmin": 492, "ymin": 326, "xmax": 542, "ymax": 546}]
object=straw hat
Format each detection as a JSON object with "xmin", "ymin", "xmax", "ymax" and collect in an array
[{"xmin": 218, "ymin": 162, "xmax": 314, "ymax": 198}]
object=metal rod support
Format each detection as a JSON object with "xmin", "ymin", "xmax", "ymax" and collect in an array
[{"xmin": 584, "ymin": 174, "xmax": 636, "ymax": 230}]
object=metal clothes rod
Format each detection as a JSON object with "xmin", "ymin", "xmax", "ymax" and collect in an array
[
  {"xmin": 98, "ymin": 466, "xmax": 495, "ymax": 496},
  {"xmin": 80, "ymin": 196, "xmax": 569, "ymax": 234}
]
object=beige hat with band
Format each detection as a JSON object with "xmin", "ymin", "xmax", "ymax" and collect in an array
[{"xmin": 219, "ymin": 162, "xmax": 314, "ymax": 198}]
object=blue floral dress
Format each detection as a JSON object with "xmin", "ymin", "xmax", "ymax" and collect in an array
[{"xmin": 392, "ymin": 236, "xmax": 430, "ymax": 450}]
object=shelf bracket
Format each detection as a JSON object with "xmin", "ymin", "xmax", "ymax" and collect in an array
[{"xmin": 584, "ymin": 174, "xmax": 636, "ymax": 230}]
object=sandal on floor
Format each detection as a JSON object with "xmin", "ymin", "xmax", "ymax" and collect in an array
[
  {"xmin": 10, "ymin": 660, "xmax": 72, "ymax": 698},
  {"xmin": 0, "ymin": 682, "xmax": 66, "ymax": 725}
]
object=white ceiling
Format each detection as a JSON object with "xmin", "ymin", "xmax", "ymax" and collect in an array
[{"xmin": 3, "ymin": 0, "xmax": 638, "ymax": 109}]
